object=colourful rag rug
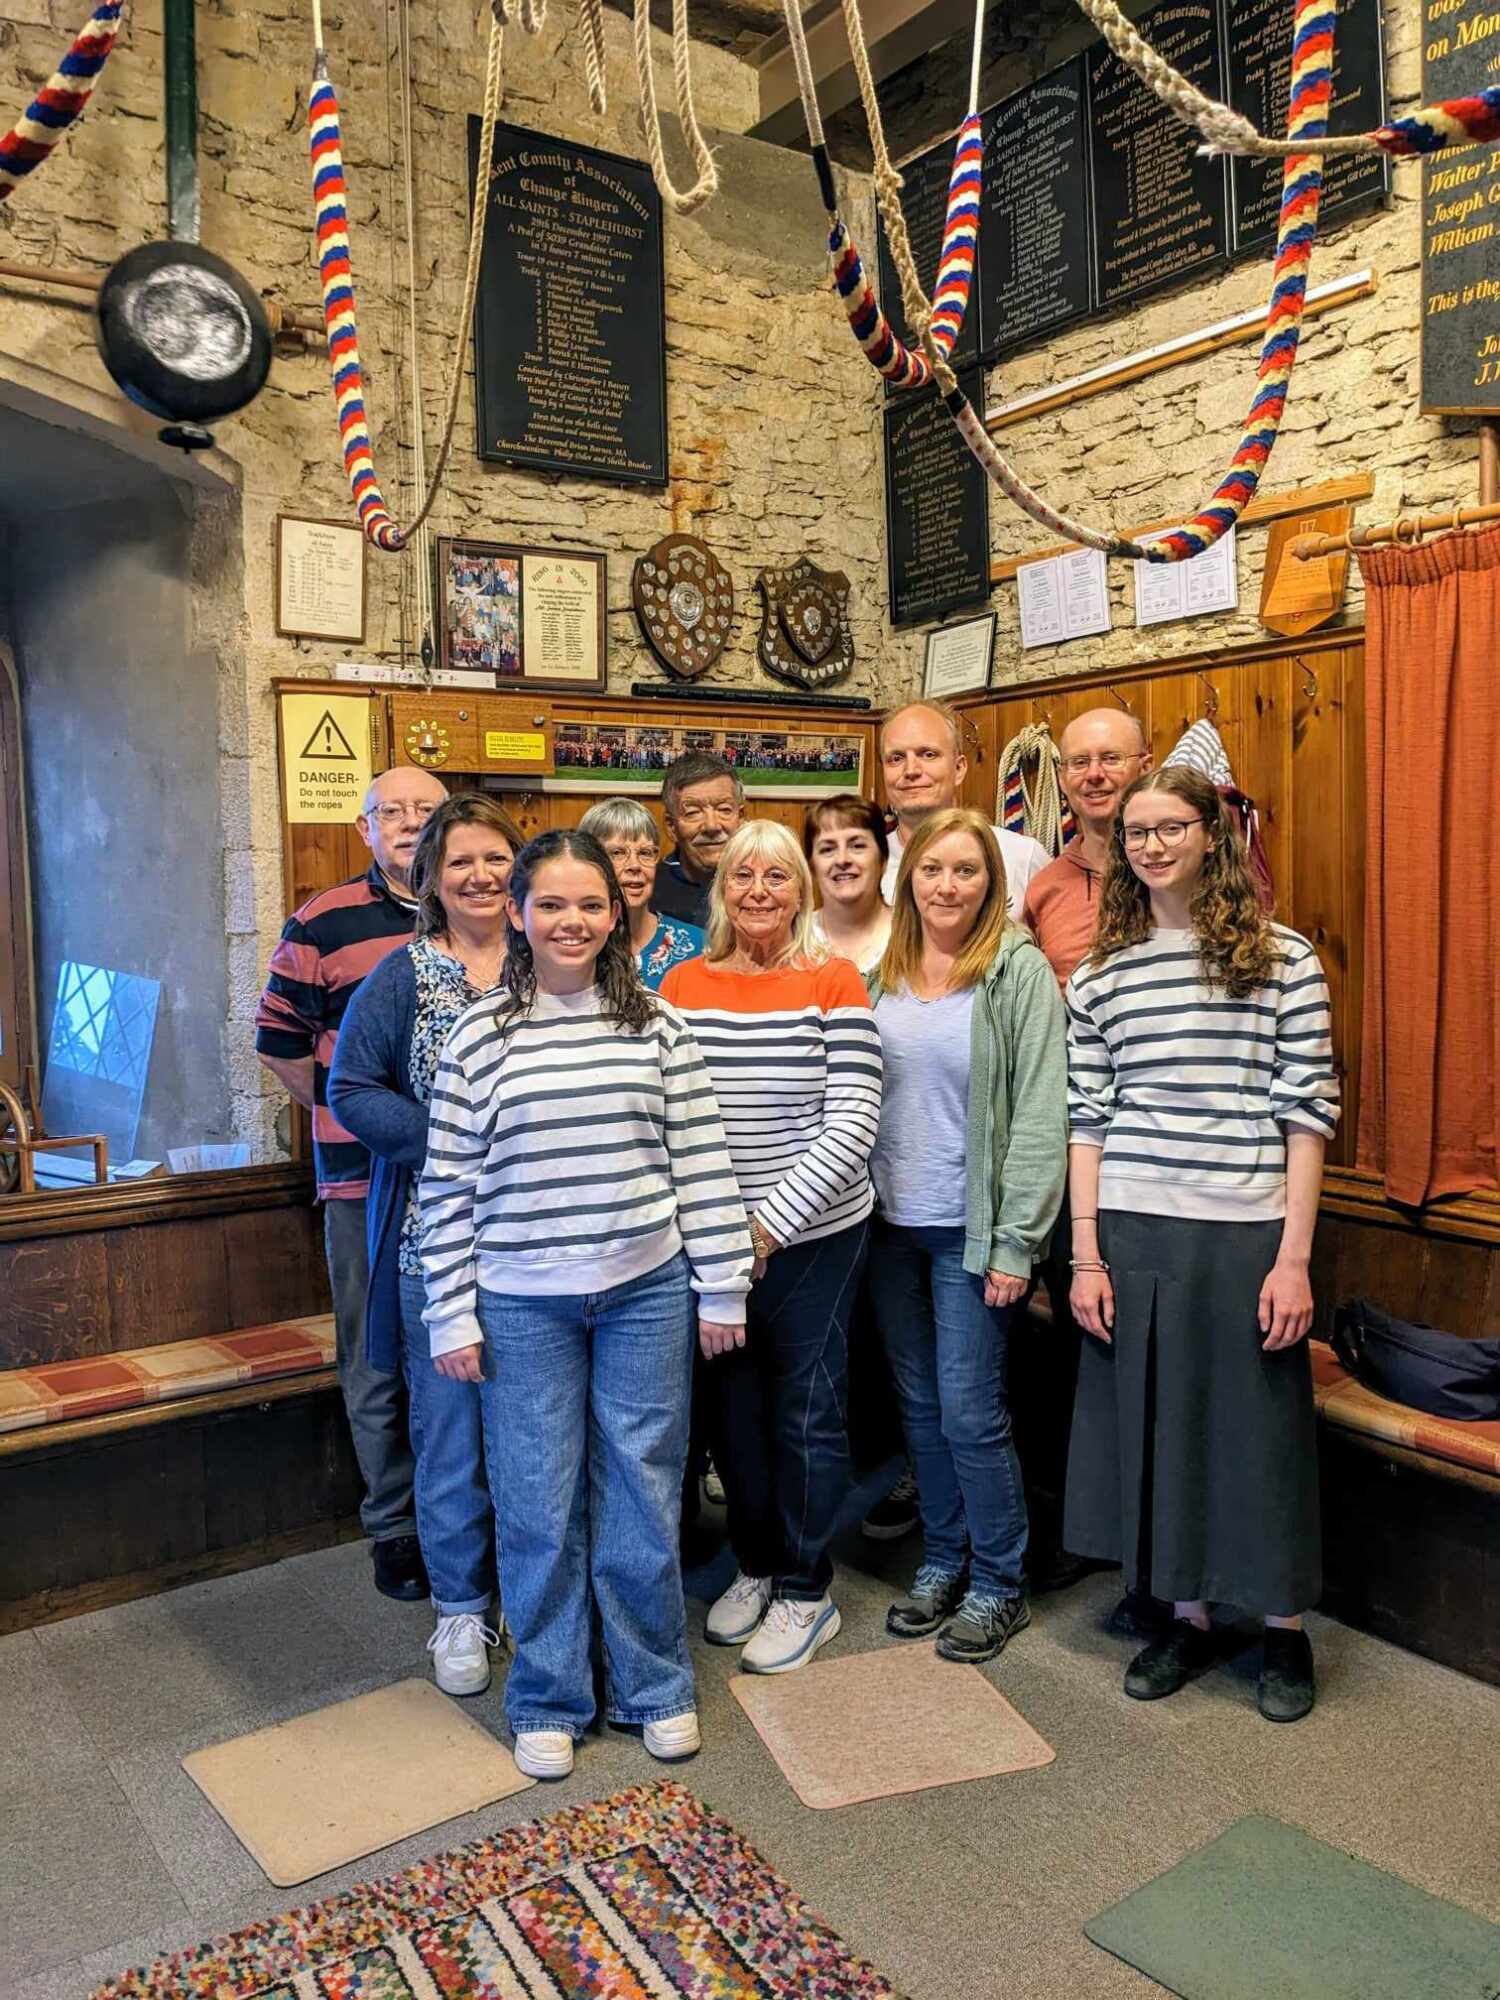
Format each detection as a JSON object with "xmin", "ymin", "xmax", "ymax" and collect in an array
[{"xmin": 87, "ymin": 1780, "xmax": 903, "ymax": 2000}]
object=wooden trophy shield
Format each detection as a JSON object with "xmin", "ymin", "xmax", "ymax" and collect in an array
[
  {"xmin": 632, "ymin": 534, "xmax": 734, "ymax": 680},
  {"xmin": 755, "ymin": 557, "xmax": 854, "ymax": 691},
  {"xmin": 1259, "ymin": 506, "xmax": 1352, "ymax": 638}
]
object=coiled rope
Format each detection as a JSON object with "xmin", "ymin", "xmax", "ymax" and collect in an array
[
  {"xmin": 0, "ymin": 0, "xmax": 124, "ymax": 203},
  {"xmin": 634, "ymin": 0, "xmax": 719, "ymax": 214},
  {"xmin": 998, "ymin": 722, "xmax": 1072, "ymax": 856},
  {"xmin": 309, "ymin": 0, "xmax": 514, "ymax": 550}
]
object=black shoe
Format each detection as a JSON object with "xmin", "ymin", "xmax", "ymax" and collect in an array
[
  {"xmin": 862, "ymin": 1469, "xmax": 920, "ymax": 1542},
  {"xmin": 935, "ymin": 1589, "xmax": 1031, "ymax": 1663},
  {"xmin": 1258, "ymin": 1626, "xmax": 1316, "ymax": 1723},
  {"xmin": 886, "ymin": 1563, "xmax": 965, "ymax": 1638},
  {"xmin": 1028, "ymin": 1549, "xmax": 1102, "ymax": 1596},
  {"xmin": 1106, "ymin": 1587, "xmax": 1171, "ymax": 1639},
  {"xmin": 371, "ymin": 1534, "xmax": 428, "ymax": 1601},
  {"xmin": 1124, "ymin": 1620, "xmax": 1218, "ymax": 1700}
]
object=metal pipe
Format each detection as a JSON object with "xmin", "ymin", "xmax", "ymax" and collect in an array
[
  {"xmin": 163, "ymin": 0, "xmax": 200, "ymax": 244},
  {"xmin": 1290, "ymin": 500, "xmax": 1500, "ymax": 560},
  {"xmin": 1481, "ymin": 419, "xmax": 1500, "ymax": 507},
  {"xmin": 0, "ymin": 255, "xmax": 323, "ymax": 340}
]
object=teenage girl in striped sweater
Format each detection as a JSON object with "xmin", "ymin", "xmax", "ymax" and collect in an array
[
  {"xmin": 1064, "ymin": 766, "xmax": 1339, "ymax": 1723},
  {"xmin": 419, "ymin": 830, "xmax": 753, "ymax": 1780}
]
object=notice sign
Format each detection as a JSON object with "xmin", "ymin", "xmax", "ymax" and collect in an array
[
  {"xmin": 1421, "ymin": 0, "xmax": 1500, "ymax": 412},
  {"xmin": 276, "ymin": 516, "xmax": 367, "ymax": 643},
  {"xmin": 280, "ymin": 691, "xmax": 373, "ymax": 824}
]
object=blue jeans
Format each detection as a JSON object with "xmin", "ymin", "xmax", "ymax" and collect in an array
[
  {"xmin": 477, "ymin": 1253, "xmax": 695, "ymax": 1739},
  {"xmin": 708, "ymin": 1220, "xmax": 867, "ymax": 1600},
  {"xmin": 870, "ymin": 1219, "xmax": 1028, "ymax": 1598},
  {"xmin": 397, "ymin": 1272, "xmax": 495, "ymax": 1615}
]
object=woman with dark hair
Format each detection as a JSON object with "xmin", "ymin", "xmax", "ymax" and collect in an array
[
  {"xmin": 867, "ymin": 808, "xmax": 1067, "ymax": 1664},
  {"xmin": 328, "ymin": 793, "xmax": 523, "ymax": 1698},
  {"xmin": 419, "ymin": 829, "xmax": 753, "ymax": 1780},
  {"xmin": 1064, "ymin": 766, "xmax": 1339, "ymax": 1722},
  {"xmin": 805, "ymin": 794, "xmax": 892, "ymax": 982}
]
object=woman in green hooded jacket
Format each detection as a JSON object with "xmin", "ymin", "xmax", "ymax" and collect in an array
[{"xmin": 867, "ymin": 807, "xmax": 1067, "ymax": 1664}]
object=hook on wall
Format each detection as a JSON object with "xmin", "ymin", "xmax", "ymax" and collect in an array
[
  {"xmin": 1105, "ymin": 683, "xmax": 1134, "ymax": 713},
  {"xmin": 1295, "ymin": 656, "xmax": 1319, "ymax": 700},
  {"xmin": 1030, "ymin": 699, "xmax": 1053, "ymax": 730},
  {"xmin": 1196, "ymin": 674, "xmax": 1220, "ymax": 722}
]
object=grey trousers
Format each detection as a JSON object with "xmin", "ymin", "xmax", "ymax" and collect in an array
[{"xmin": 324, "ymin": 1196, "xmax": 417, "ymax": 1542}]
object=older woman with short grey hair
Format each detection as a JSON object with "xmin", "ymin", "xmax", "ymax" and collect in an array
[{"xmin": 578, "ymin": 797, "xmax": 704, "ymax": 989}]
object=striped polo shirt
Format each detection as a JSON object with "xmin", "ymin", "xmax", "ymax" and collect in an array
[
  {"xmin": 659, "ymin": 956, "xmax": 883, "ymax": 1247},
  {"xmin": 254, "ymin": 864, "xmax": 417, "ymax": 1199},
  {"xmin": 419, "ymin": 987, "xmax": 753, "ymax": 1357},
  {"xmin": 1064, "ymin": 924, "xmax": 1339, "ymax": 1223}
]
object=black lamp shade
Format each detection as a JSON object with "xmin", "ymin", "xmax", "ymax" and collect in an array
[{"xmin": 96, "ymin": 240, "xmax": 272, "ymax": 425}]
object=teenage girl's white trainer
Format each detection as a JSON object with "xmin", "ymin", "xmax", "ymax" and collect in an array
[
  {"xmin": 643, "ymin": 1710, "xmax": 701, "ymax": 1761},
  {"xmin": 740, "ymin": 1594, "xmax": 841, "ymax": 1673},
  {"xmin": 426, "ymin": 1614, "xmax": 497, "ymax": 1696},
  {"xmin": 705, "ymin": 1570, "xmax": 772, "ymax": 1645},
  {"xmin": 513, "ymin": 1730, "xmax": 574, "ymax": 1780}
]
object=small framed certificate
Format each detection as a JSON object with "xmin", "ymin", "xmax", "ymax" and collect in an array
[
  {"xmin": 275, "ymin": 515, "xmax": 367, "ymax": 644},
  {"xmin": 923, "ymin": 611, "xmax": 997, "ymax": 698}
]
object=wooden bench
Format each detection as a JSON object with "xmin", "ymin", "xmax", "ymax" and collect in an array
[{"xmin": 0, "ymin": 1167, "xmax": 363, "ymax": 1632}]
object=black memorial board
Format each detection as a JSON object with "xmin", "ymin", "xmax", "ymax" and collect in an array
[
  {"xmin": 470, "ymin": 121, "xmax": 667, "ymax": 484},
  {"xmin": 980, "ymin": 58, "xmax": 1094, "ymax": 359},
  {"xmin": 884, "ymin": 367, "xmax": 991, "ymax": 627},
  {"xmin": 875, "ymin": 135, "xmax": 982, "ymax": 393},
  {"xmin": 1420, "ymin": 0, "xmax": 1500, "ymax": 413},
  {"xmin": 1226, "ymin": 0, "xmax": 1388, "ymax": 255},
  {"xmin": 1088, "ymin": 1, "xmax": 1231, "ymax": 311}
]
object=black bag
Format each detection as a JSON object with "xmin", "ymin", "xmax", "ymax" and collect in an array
[{"xmin": 1331, "ymin": 1298, "xmax": 1500, "ymax": 1422}]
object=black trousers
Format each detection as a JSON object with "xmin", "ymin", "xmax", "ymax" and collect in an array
[
  {"xmin": 708, "ymin": 1220, "xmax": 868, "ymax": 1599},
  {"xmin": 1012, "ymin": 1194, "xmax": 1084, "ymax": 1566}
]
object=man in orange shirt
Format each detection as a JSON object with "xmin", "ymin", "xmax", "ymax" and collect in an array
[{"xmin": 1019, "ymin": 708, "xmax": 1157, "ymax": 1625}]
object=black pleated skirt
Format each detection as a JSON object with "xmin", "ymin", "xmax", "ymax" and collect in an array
[{"xmin": 1063, "ymin": 1210, "xmax": 1321, "ymax": 1616}]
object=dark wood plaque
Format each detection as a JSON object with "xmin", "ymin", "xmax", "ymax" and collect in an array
[
  {"xmin": 980, "ymin": 59, "xmax": 1094, "ymax": 360},
  {"xmin": 470, "ymin": 121, "xmax": 667, "ymax": 484},
  {"xmin": 875, "ymin": 134, "xmax": 982, "ymax": 394},
  {"xmin": 632, "ymin": 534, "xmax": 735, "ymax": 681},
  {"xmin": 883, "ymin": 366, "xmax": 992, "ymax": 629},
  {"xmin": 1089, "ymin": 1, "xmax": 1231, "ymax": 312},
  {"xmin": 1227, "ymin": 0, "xmax": 1388, "ymax": 256},
  {"xmin": 1421, "ymin": 0, "xmax": 1500, "ymax": 413}
]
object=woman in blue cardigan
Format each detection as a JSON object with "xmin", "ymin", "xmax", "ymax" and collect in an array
[{"xmin": 328, "ymin": 793, "xmax": 523, "ymax": 1697}]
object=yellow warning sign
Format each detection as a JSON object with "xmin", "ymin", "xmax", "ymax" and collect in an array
[
  {"xmin": 281, "ymin": 691, "xmax": 374, "ymax": 823},
  {"xmin": 485, "ymin": 730, "xmax": 547, "ymax": 763}
]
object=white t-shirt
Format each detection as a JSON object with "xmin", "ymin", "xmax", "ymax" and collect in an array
[{"xmin": 881, "ymin": 822, "xmax": 1049, "ymax": 917}]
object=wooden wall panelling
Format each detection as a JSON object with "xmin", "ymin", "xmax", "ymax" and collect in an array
[
  {"xmin": 1342, "ymin": 641, "xmax": 1367, "ymax": 1172},
  {"xmin": 389, "ymin": 693, "xmax": 482, "ymax": 772},
  {"xmin": 0, "ymin": 1232, "xmax": 113, "ymax": 1368},
  {"xmin": 222, "ymin": 1203, "xmax": 331, "ymax": 1329},
  {"xmin": 106, "ymin": 1215, "xmax": 232, "ymax": 1351},
  {"xmin": 1289, "ymin": 650, "xmax": 1353, "ymax": 1165}
]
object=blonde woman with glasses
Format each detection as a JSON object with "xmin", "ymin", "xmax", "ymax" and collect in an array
[
  {"xmin": 661, "ymin": 821, "xmax": 883, "ymax": 1673},
  {"xmin": 868, "ymin": 808, "xmax": 1067, "ymax": 1665}
]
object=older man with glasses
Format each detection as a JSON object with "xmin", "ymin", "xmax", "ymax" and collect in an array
[
  {"xmin": 651, "ymin": 750, "xmax": 745, "ymax": 931},
  {"xmin": 256, "ymin": 764, "xmax": 448, "ymax": 1603}
]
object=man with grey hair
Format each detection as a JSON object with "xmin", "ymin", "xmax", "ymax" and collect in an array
[
  {"xmin": 651, "ymin": 750, "xmax": 744, "ymax": 930},
  {"xmin": 255, "ymin": 763, "xmax": 448, "ymax": 1603},
  {"xmin": 880, "ymin": 700, "xmax": 1049, "ymax": 914}
]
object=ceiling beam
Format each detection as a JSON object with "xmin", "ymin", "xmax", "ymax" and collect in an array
[{"xmin": 747, "ymin": 0, "xmax": 975, "ymax": 149}]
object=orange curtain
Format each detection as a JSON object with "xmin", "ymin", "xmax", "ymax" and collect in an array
[{"xmin": 1357, "ymin": 523, "xmax": 1500, "ymax": 1205}]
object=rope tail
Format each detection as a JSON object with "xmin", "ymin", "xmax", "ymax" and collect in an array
[{"xmin": 0, "ymin": 1, "xmax": 126, "ymax": 203}]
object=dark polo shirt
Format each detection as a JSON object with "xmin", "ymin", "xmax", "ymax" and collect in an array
[{"xmin": 650, "ymin": 850, "xmax": 714, "ymax": 930}]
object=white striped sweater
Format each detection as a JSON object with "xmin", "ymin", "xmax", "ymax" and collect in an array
[
  {"xmin": 1064, "ymin": 925, "xmax": 1339, "ymax": 1222},
  {"xmin": 658, "ymin": 957, "xmax": 883, "ymax": 1246},
  {"xmin": 418, "ymin": 987, "xmax": 753, "ymax": 1357}
]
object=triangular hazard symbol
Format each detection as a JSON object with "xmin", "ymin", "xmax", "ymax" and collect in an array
[{"xmin": 299, "ymin": 709, "xmax": 358, "ymax": 761}]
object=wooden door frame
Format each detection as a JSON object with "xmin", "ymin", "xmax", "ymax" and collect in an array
[{"xmin": 0, "ymin": 642, "xmax": 37, "ymax": 1094}]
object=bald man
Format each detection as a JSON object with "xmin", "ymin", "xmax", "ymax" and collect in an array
[
  {"xmin": 1022, "ymin": 708, "xmax": 1151, "ymax": 988},
  {"xmin": 256, "ymin": 763, "xmax": 448, "ymax": 1603},
  {"xmin": 880, "ymin": 700, "xmax": 1049, "ymax": 914},
  {"xmin": 1018, "ymin": 709, "xmax": 1160, "ymax": 1628}
]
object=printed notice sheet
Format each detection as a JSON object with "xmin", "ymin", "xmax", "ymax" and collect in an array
[
  {"xmin": 1017, "ymin": 547, "xmax": 1111, "ymax": 648},
  {"xmin": 1133, "ymin": 526, "xmax": 1238, "ymax": 627}
]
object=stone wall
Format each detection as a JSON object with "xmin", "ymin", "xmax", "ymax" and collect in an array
[
  {"xmin": 0, "ymin": 0, "xmax": 889, "ymax": 1160},
  {"xmin": 839, "ymin": 1, "xmax": 1486, "ymax": 692}
]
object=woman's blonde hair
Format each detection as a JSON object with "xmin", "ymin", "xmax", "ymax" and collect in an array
[
  {"xmin": 1091, "ymin": 766, "xmax": 1280, "ymax": 997},
  {"xmin": 705, "ymin": 819, "xmax": 827, "ymax": 968},
  {"xmin": 877, "ymin": 807, "xmax": 1011, "ymax": 994}
]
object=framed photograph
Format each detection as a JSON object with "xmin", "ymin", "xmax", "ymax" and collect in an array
[
  {"xmin": 276, "ymin": 515, "xmax": 366, "ymax": 644},
  {"xmin": 547, "ymin": 722, "xmax": 864, "ymax": 801},
  {"xmin": 436, "ymin": 538, "xmax": 606, "ymax": 692},
  {"xmin": 923, "ymin": 611, "xmax": 997, "ymax": 699}
]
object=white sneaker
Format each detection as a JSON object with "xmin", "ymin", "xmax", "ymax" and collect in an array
[
  {"xmin": 513, "ymin": 1729, "xmax": 574, "ymax": 1780},
  {"xmin": 741, "ymin": 1594, "xmax": 841, "ymax": 1674},
  {"xmin": 426, "ymin": 1613, "xmax": 497, "ymax": 1696},
  {"xmin": 643, "ymin": 1710, "xmax": 701, "ymax": 1762},
  {"xmin": 705, "ymin": 1570, "xmax": 772, "ymax": 1645}
]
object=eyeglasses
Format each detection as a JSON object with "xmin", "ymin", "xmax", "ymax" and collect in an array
[
  {"xmin": 1122, "ymin": 818, "xmax": 1204, "ymax": 850},
  {"xmin": 727, "ymin": 867, "xmax": 795, "ymax": 892},
  {"xmin": 603, "ymin": 842, "xmax": 660, "ymax": 866},
  {"xmin": 366, "ymin": 801, "xmax": 439, "ymax": 826},
  {"xmin": 673, "ymin": 800, "xmax": 740, "ymax": 827},
  {"xmin": 1062, "ymin": 752, "xmax": 1142, "ymax": 776}
]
